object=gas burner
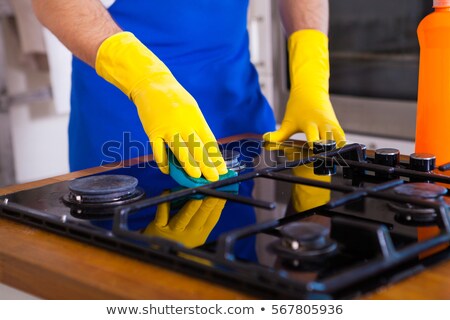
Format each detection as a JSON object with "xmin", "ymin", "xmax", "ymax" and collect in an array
[
  {"xmin": 62, "ymin": 175, "xmax": 145, "ymax": 212},
  {"xmin": 389, "ymin": 183, "xmax": 447, "ymax": 225},
  {"xmin": 393, "ymin": 183, "xmax": 447, "ymax": 198},
  {"xmin": 222, "ymin": 150, "xmax": 246, "ymax": 173},
  {"xmin": 270, "ymin": 222, "xmax": 338, "ymax": 267},
  {"xmin": 69, "ymin": 208, "xmax": 115, "ymax": 220}
]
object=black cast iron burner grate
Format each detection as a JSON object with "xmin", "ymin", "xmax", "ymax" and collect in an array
[{"xmin": 2, "ymin": 142, "xmax": 450, "ymax": 299}]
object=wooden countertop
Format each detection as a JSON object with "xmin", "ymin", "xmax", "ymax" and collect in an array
[{"xmin": 1, "ymin": 136, "xmax": 450, "ymax": 299}]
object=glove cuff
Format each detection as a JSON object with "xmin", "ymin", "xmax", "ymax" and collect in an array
[
  {"xmin": 95, "ymin": 31, "xmax": 172, "ymax": 98},
  {"xmin": 287, "ymin": 29, "xmax": 330, "ymax": 91}
]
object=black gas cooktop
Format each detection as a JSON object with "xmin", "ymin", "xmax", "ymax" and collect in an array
[{"xmin": 1, "ymin": 138, "xmax": 450, "ymax": 299}]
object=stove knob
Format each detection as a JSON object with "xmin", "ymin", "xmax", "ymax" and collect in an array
[
  {"xmin": 374, "ymin": 148, "xmax": 400, "ymax": 167},
  {"xmin": 358, "ymin": 144, "xmax": 368, "ymax": 161},
  {"xmin": 409, "ymin": 153, "xmax": 436, "ymax": 172},
  {"xmin": 374, "ymin": 148, "xmax": 400, "ymax": 179},
  {"xmin": 313, "ymin": 140, "xmax": 337, "ymax": 176},
  {"xmin": 313, "ymin": 140, "xmax": 336, "ymax": 154}
]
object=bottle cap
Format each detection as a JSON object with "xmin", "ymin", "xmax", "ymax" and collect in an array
[{"xmin": 434, "ymin": 0, "xmax": 450, "ymax": 7}]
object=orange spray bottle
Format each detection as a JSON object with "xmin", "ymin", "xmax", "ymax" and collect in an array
[
  {"xmin": 416, "ymin": 0, "xmax": 450, "ymax": 161},
  {"xmin": 416, "ymin": 0, "xmax": 450, "ymax": 255}
]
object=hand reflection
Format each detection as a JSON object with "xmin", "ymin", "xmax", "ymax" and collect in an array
[
  {"xmin": 263, "ymin": 141, "xmax": 331, "ymax": 213},
  {"xmin": 291, "ymin": 165, "xmax": 331, "ymax": 213},
  {"xmin": 143, "ymin": 192, "xmax": 227, "ymax": 248}
]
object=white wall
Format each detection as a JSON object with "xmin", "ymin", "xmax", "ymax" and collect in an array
[
  {"xmin": 248, "ymin": 0, "xmax": 275, "ymax": 107},
  {"xmin": 3, "ymin": 21, "xmax": 70, "ymax": 183}
]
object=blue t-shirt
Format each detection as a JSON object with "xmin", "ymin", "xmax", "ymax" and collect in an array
[{"xmin": 69, "ymin": 0, "xmax": 276, "ymax": 171}]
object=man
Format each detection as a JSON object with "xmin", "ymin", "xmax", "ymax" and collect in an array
[{"xmin": 32, "ymin": 0, "xmax": 345, "ymax": 181}]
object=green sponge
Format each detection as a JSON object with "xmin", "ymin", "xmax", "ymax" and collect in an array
[{"xmin": 168, "ymin": 150, "xmax": 239, "ymax": 192}]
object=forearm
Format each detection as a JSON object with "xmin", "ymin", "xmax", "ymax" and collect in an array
[
  {"xmin": 32, "ymin": 0, "xmax": 121, "ymax": 67},
  {"xmin": 278, "ymin": 0, "xmax": 329, "ymax": 36}
]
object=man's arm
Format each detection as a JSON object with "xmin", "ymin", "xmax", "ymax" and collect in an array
[
  {"xmin": 32, "ymin": 0, "xmax": 227, "ymax": 181},
  {"xmin": 277, "ymin": 0, "xmax": 329, "ymax": 36},
  {"xmin": 32, "ymin": 0, "xmax": 121, "ymax": 67}
]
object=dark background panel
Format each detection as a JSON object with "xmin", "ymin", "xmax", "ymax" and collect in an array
[{"xmin": 329, "ymin": 0, "xmax": 434, "ymax": 100}]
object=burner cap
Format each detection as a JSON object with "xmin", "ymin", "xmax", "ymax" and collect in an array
[
  {"xmin": 281, "ymin": 222, "xmax": 329, "ymax": 249},
  {"xmin": 390, "ymin": 202, "xmax": 438, "ymax": 225},
  {"xmin": 69, "ymin": 175, "xmax": 138, "ymax": 196},
  {"xmin": 389, "ymin": 183, "xmax": 446, "ymax": 225},
  {"xmin": 270, "ymin": 222, "xmax": 337, "ymax": 262},
  {"xmin": 63, "ymin": 175, "xmax": 144, "ymax": 209},
  {"xmin": 393, "ymin": 183, "xmax": 447, "ymax": 199},
  {"xmin": 222, "ymin": 149, "xmax": 245, "ymax": 172}
]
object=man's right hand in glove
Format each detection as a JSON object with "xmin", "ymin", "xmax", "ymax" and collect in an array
[
  {"xmin": 95, "ymin": 32, "xmax": 228, "ymax": 181},
  {"xmin": 33, "ymin": 1, "xmax": 227, "ymax": 182}
]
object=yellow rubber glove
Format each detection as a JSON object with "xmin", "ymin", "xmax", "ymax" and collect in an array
[
  {"xmin": 96, "ymin": 32, "xmax": 227, "ymax": 181},
  {"xmin": 143, "ymin": 195, "xmax": 226, "ymax": 249},
  {"xmin": 263, "ymin": 30, "xmax": 345, "ymax": 147}
]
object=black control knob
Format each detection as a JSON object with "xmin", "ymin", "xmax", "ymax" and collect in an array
[
  {"xmin": 374, "ymin": 148, "xmax": 400, "ymax": 179},
  {"xmin": 358, "ymin": 144, "xmax": 368, "ymax": 161},
  {"xmin": 313, "ymin": 140, "xmax": 337, "ymax": 176},
  {"xmin": 409, "ymin": 153, "xmax": 436, "ymax": 172},
  {"xmin": 374, "ymin": 148, "xmax": 400, "ymax": 167},
  {"xmin": 313, "ymin": 140, "xmax": 336, "ymax": 154}
]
